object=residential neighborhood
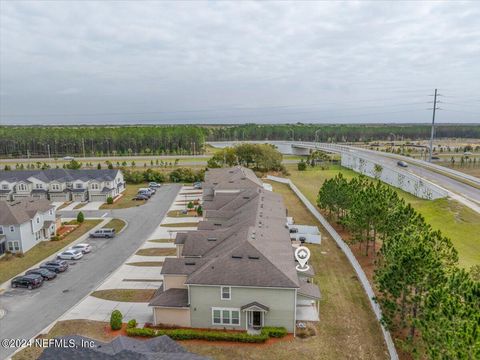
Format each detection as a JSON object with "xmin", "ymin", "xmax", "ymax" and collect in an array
[
  {"xmin": 0, "ymin": 169, "xmax": 125, "ymax": 203},
  {"xmin": 150, "ymin": 166, "xmax": 320, "ymax": 334}
]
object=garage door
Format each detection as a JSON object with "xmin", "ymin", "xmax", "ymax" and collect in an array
[{"xmin": 89, "ymin": 194, "xmax": 106, "ymax": 202}]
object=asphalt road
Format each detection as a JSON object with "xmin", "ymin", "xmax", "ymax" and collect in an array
[
  {"xmin": 0, "ymin": 184, "xmax": 181, "ymax": 359},
  {"xmin": 352, "ymin": 149, "xmax": 480, "ymax": 205}
]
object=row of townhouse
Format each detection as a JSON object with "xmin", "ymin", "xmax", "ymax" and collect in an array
[
  {"xmin": 0, "ymin": 198, "xmax": 59, "ymax": 256},
  {"xmin": 0, "ymin": 169, "xmax": 125, "ymax": 203},
  {"xmin": 148, "ymin": 166, "xmax": 320, "ymax": 334}
]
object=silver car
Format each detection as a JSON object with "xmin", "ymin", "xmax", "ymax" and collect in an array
[
  {"xmin": 68, "ymin": 243, "xmax": 92, "ymax": 254},
  {"xmin": 57, "ymin": 249, "xmax": 83, "ymax": 260}
]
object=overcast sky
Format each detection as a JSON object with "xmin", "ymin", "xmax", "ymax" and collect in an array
[{"xmin": 1, "ymin": 1, "xmax": 479, "ymax": 125}]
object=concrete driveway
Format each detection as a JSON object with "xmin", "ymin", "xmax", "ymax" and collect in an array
[
  {"xmin": 60, "ymin": 201, "xmax": 81, "ymax": 211},
  {"xmin": 78, "ymin": 201, "xmax": 104, "ymax": 211},
  {"xmin": 0, "ymin": 184, "xmax": 181, "ymax": 359}
]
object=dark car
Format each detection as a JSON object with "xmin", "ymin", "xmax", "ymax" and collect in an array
[
  {"xmin": 90, "ymin": 228, "xmax": 116, "ymax": 238},
  {"xmin": 133, "ymin": 194, "xmax": 149, "ymax": 201},
  {"xmin": 40, "ymin": 260, "xmax": 69, "ymax": 273},
  {"xmin": 26, "ymin": 268, "xmax": 57, "ymax": 280},
  {"xmin": 11, "ymin": 274, "xmax": 43, "ymax": 289},
  {"xmin": 397, "ymin": 160, "xmax": 408, "ymax": 168}
]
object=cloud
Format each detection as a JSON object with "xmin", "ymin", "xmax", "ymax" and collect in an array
[{"xmin": 0, "ymin": 1, "xmax": 479, "ymax": 125}]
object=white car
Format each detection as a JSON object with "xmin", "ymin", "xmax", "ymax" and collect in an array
[
  {"xmin": 57, "ymin": 250, "xmax": 83, "ymax": 260},
  {"xmin": 68, "ymin": 243, "xmax": 92, "ymax": 254}
]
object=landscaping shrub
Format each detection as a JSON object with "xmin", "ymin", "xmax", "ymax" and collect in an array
[
  {"xmin": 126, "ymin": 326, "xmax": 287, "ymax": 343},
  {"xmin": 297, "ymin": 160, "xmax": 307, "ymax": 171},
  {"xmin": 50, "ymin": 235, "xmax": 60, "ymax": 241},
  {"xmin": 76, "ymin": 211, "xmax": 84, "ymax": 224},
  {"xmin": 187, "ymin": 201, "xmax": 194, "ymax": 210},
  {"xmin": 127, "ymin": 319, "xmax": 137, "ymax": 329},
  {"xmin": 107, "ymin": 196, "xmax": 114, "ymax": 205},
  {"xmin": 110, "ymin": 310, "xmax": 123, "ymax": 330},
  {"xmin": 196, "ymin": 205, "xmax": 203, "ymax": 216}
]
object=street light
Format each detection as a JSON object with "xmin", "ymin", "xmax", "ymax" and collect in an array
[
  {"xmin": 288, "ymin": 128, "xmax": 294, "ymax": 141},
  {"xmin": 314, "ymin": 129, "xmax": 322, "ymax": 144}
]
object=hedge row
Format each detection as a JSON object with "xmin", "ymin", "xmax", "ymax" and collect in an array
[{"xmin": 126, "ymin": 326, "xmax": 287, "ymax": 343}]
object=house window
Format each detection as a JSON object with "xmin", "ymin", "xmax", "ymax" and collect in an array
[
  {"xmin": 221, "ymin": 286, "xmax": 231, "ymax": 300},
  {"xmin": 35, "ymin": 184, "xmax": 43, "ymax": 189},
  {"xmin": 49, "ymin": 209, "xmax": 53, "ymax": 215},
  {"xmin": 17, "ymin": 184, "xmax": 27, "ymax": 191},
  {"xmin": 76, "ymin": 183, "xmax": 83, "ymax": 189},
  {"xmin": 91, "ymin": 183, "xmax": 99, "ymax": 190},
  {"xmin": 51, "ymin": 184, "xmax": 60, "ymax": 191},
  {"xmin": 9, "ymin": 225, "xmax": 15, "ymax": 232},
  {"xmin": 36, "ymin": 217, "xmax": 40, "ymax": 224},
  {"xmin": 1, "ymin": 184, "xmax": 8, "ymax": 190},
  {"xmin": 211, "ymin": 308, "xmax": 240, "ymax": 326},
  {"xmin": 7, "ymin": 241, "xmax": 20, "ymax": 252},
  {"xmin": 0, "ymin": 226, "xmax": 3, "ymax": 235}
]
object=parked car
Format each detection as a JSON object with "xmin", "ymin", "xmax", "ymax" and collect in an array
[
  {"xmin": 139, "ymin": 188, "xmax": 155, "ymax": 196},
  {"xmin": 11, "ymin": 274, "xmax": 43, "ymax": 289},
  {"xmin": 89, "ymin": 228, "xmax": 115, "ymax": 238},
  {"xmin": 57, "ymin": 249, "xmax": 83, "ymax": 260},
  {"xmin": 193, "ymin": 182, "xmax": 202, "ymax": 189},
  {"xmin": 26, "ymin": 268, "xmax": 57, "ymax": 280},
  {"xmin": 133, "ymin": 194, "xmax": 149, "ymax": 201},
  {"xmin": 149, "ymin": 182, "xmax": 161, "ymax": 188},
  {"xmin": 289, "ymin": 228, "xmax": 298, "ymax": 233},
  {"xmin": 63, "ymin": 156, "xmax": 74, "ymax": 161},
  {"xmin": 397, "ymin": 161, "xmax": 408, "ymax": 168},
  {"xmin": 69, "ymin": 243, "xmax": 92, "ymax": 254},
  {"xmin": 137, "ymin": 190, "xmax": 151, "ymax": 198},
  {"xmin": 40, "ymin": 260, "xmax": 69, "ymax": 273},
  {"xmin": 299, "ymin": 236, "xmax": 307, "ymax": 244}
]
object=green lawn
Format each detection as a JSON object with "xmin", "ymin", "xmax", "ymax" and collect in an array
[
  {"xmin": 104, "ymin": 218, "xmax": 127, "ymax": 233},
  {"xmin": 160, "ymin": 222, "xmax": 198, "ymax": 228},
  {"xmin": 100, "ymin": 183, "xmax": 147, "ymax": 209},
  {"xmin": 90, "ymin": 289, "xmax": 156, "ymax": 302},
  {"xmin": 0, "ymin": 220, "xmax": 102, "ymax": 284},
  {"xmin": 135, "ymin": 248, "xmax": 176, "ymax": 256},
  {"xmin": 285, "ymin": 164, "xmax": 480, "ymax": 268}
]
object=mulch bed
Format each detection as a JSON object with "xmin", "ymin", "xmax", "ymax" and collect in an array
[{"xmin": 57, "ymin": 225, "xmax": 79, "ymax": 237}]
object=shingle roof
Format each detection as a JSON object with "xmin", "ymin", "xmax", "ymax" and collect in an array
[
  {"xmin": 149, "ymin": 285, "xmax": 189, "ymax": 308},
  {"xmin": 38, "ymin": 335, "xmax": 209, "ymax": 360},
  {"xmin": 0, "ymin": 169, "xmax": 120, "ymax": 183},
  {"xmin": 203, "ymin": 166, "xmax": 263, "ymax": 191},
  {"xmin": 174, "ymin": 167, "xmax": 300, "ymax": 289},
  {"xmin": 240, "ymin": 301, "xmax": 270, "ymax": 311},
  {"xmin": 298, "ymin": 280, "xmax": 321, "ymax": 300},
  {"xmin": 0, "ymin": 198, "xmax": 54, "ymax": 225}
]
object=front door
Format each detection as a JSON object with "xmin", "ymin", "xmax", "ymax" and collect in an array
[{"xmin": 252, "ymin": 311, "xmax": 262, "ymax": 327}]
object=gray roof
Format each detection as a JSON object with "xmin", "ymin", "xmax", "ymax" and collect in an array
[
  {"xmin": 0, "ymin": 198, "xmax": 54, "ymax": 225},
  {"xmin": 38, "ymin": 335, "xmax": 209, "ymax": 360},
  {"xmin": 203, "ymin": 166, "xmax": 263, "ymax": 191},
  {"xmin": 170, "ymin": 167, "xmax": 299, "ymax": 289},
  {"xmin": 0, "ymin": 169, "xmax": 120, "ymax": 183},
  {"xmin": 298, "ymin": 280, "xmax": 321, "ymax": 300},
  {"xmin": 161, "ymin": 258, "xmax": 209, "ymax": 275},
  {"xmin": 240, "ymin": 301, "xmax": 270, "ymax": 311},
  {"xmin": 149, "ymin": 285, "xmax": 189, "ymax": 308}
]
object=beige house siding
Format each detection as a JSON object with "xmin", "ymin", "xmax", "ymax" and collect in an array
[
  {"xmin": 163, "ymin": 275, "xmax": 187, "ymax": 290},
  {"xmin": 153, "ymin": 307, "xmax": 191, "ymax": 327}
]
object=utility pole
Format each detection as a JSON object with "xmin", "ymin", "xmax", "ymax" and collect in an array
[{"xmin": 428, "ymin": 89, "xmax": 440, "ymax": 162}]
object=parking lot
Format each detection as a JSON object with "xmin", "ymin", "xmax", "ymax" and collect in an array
[{"xmin": 0, "ymin": 184, "xmax": 181, "ymax": 360}]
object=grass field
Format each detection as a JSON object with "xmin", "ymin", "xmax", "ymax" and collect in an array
[
  {"xmin": 160, "ymin": 222, "xmax": 199, "ymax": 228},
  {"xmin": 135, "ymin": 248, "xmax": 176, "ymax": 256},
  {"xmin": 0, "ymin": 220, "xmax": 101, "ymax": 284},
  {"xmin": 103, "ymin": 218, "xmax": 127, "ymax": 233},
  {"xmin": 126, "ymin": 261, "xmax": 164, "ymax": 267},
  {"xmin": 285, "ymin": 164, "xmax": 480, "ymax": 268},
  {"xmin": 90, "ymin": 289, "xmax": 156, "ymax": 302},
  {"xmin": 100, "ymin": 183, "xmax": 147, "ymax": 209},
  {"xmin": 181, "ymin": 181, "xmax": 388, "ymax": 360}
]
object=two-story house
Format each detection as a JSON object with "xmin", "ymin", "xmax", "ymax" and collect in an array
[
  {"xmin": 149, "ymin": 167, "xmax": 320, "ymax": 334},
  {"xmin": 0, "ymin": 198, "xmax": 57, "ymax": 256},
  {"xmin": 0, "ymin": 169, "xmax": 125, "ymax": 203}
]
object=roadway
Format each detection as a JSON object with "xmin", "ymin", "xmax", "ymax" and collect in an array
[{"xmin": 0, "ymin": 184, "xmax": 181, "ymax": 359}]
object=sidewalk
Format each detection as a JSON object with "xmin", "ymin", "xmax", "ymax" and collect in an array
[{"xmin": 58, "ymin": 185, "xmax": 200, "ymax": 326}]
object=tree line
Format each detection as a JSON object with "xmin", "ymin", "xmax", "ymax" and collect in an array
[
  {"xmin": 1, "ymin": 124, "xmax": 479, "ymax": 159},
  {"xmin": 317, "ymin": 174, "xmax": 479, "ymax": 358},
  {"xmin": 123, "ymin": 168, "xmax": 205, "ymax": 184},
  {"xmin": 207, "ymin": 124, "xmax": 480, "ymax": 143},
  {"xmin": 0, "ymin": 126, "xmax": 205, "ymax": 158}
]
